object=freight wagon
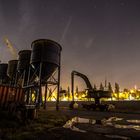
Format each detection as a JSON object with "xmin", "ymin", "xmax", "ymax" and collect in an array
[{"xmin": 0, "ymin": 85, "xmax": 37, "ymax": 120}]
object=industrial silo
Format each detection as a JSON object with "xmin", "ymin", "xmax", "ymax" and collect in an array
[
  {"xmin": 31, "ymin": 39, "xmax": 62, "ymax": 81},
  {"xmin": 17, "ymin": 50, "xmax": 31, "ymax": 86},
  {"xmin": 17, "ymin": 50, "xmax": 31, "ymax": 73},
  {"xmin": 30, "ymin": 39, "xmax": 62, "ymax": 109},
  {"xmin": 0, "ymin": 63, "xmax": 9, "ymax": 84},
  {"xmin": 7, "ymin": 60, "xmax": 18, "ymax": 83}
]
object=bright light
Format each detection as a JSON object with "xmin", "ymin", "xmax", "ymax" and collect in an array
[
  {"xmin": 51, "ymin": 97, "xmax": 56, "ymax": 101},
  {"xmin": 129, "ymin": 94, "xmax": 135, "ymax": 100},
  {"xmin": 130, "ymin": 89, "xmax": 134, "ymax": 93},
  {"xmin": 38, "ymin": 87, "xmax": 140, "ymax": 101},
  {"xmin": 134, "ymin": 85, "xmax": 137, "ymax": 90}
]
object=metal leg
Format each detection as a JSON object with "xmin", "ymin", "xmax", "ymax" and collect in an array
[
  {"xmin": 44, "ymin": 84, "xmax": 47, "ymax": 109},
  {"xmin": 56, "ymin": 66, "xmax": 60, "ymax": 111},
  {"xmin": 27, "ymin": 66, "xmax": 31, "ymax": 86},
  {"xmin": 56, "ymin": 52, "xmax": 61, "ymax": 111},
  {"xmin": 71, "ymin": 73, "xmax": 74, "ymax": 102},
  {"xmin": 38, "ymin": 62, "xmax": 42, "ymax": 108},
  {"xmin": 22, "ymin": 70, "xmax": 26, "ymax": 87}
]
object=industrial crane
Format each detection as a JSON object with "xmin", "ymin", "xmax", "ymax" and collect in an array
[
  {"xmin": 71, "ymin": 70, "xmax": 113, "ymax": 111},
  {"xmin": 4, "ymin": 37, "xmax": 17, "ymax": 59},
  {"xmin": 71, "ymin": 70, "xmax": 93, "ymax": 100}
]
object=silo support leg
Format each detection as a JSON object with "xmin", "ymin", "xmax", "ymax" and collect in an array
[
  {"xmin": 56, "ymin": 66, "xmax": 60, "ymax": 111},
  {"xmin": 44, "ymin": 84, "xmax": 47, "ymax": 109},
  {"xmin": 38, "ymin": 63, "xmax": 42, "ymax": 108}
]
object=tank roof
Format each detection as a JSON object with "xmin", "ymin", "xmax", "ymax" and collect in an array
[
  {"xmin": 18, "ymin": 50, "xmax": 31, "ymax": 55},
  {"xmin": 31, "ymin": 39, "xmax": 62, "ymax": 51}
]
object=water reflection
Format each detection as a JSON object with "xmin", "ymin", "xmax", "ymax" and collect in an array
[
  {"xmin": 127, "ymin": 120, "xmax": 140, "ymax": 123},
  {"xmin": 63, "ymin": 116, "xmax": 140, "ymax": 132},
  {"xmin": 63, "ymin": 117, "xmax": 87, "ymax": 132},
  {"xmin": 105, "ymin": 135, "xmax": 130, "ymax": 140}
]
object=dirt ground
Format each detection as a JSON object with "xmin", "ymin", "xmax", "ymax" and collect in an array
[{"xmin": 0, "ymin": 105, "xmax": 140, "ymax": 140}]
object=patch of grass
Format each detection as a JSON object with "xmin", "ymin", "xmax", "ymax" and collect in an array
[{"xmin": 0, "ymin": 109, "xmax": 70, "ymax": 140}]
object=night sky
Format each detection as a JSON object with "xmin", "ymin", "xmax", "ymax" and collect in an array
[{"xmin": 0, "ymin": 0, "xmax": 140, "ymax": 90}]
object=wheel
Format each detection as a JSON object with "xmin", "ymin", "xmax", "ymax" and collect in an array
[
  {"xmin": 16, "ymin": 109, "xmax": 22, "ymax": 121},
  {"xmin": 8, "ymin": 102, "xmax": 17, "ymax": 114},
  {"xmin": 107, "ymin": 104, "xmax": 115, "ymax": 111}
]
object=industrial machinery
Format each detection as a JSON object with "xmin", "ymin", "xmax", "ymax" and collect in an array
[
  {"xmin": 0, "ymin": 38, "xmax": 62, "ymax": 120},
  {"xmin": 7, "ymin": 60, "xmax": 18, "ymax": 85},
  {"xmin": 71, "ymin": 71, "xmax": 113, "ymax": 111},
  {"xmin": 29, "ymin": 39, "xmax": 62, "ymax": 110},
  {"xmin": 16, "ymin": 50, "xmax": 31, "ymax": 86},
  {"xmin": 0, "ymin": 59, "xmax": 34, "ymax": 120},
  {"xmin": 0, "ymin": 63, "xmax": 9, "ymax": 84}
]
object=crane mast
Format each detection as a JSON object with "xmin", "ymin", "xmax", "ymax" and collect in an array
[{"xmin": 4, "ymin": 38, "xmax": 17, "ymax": 59}]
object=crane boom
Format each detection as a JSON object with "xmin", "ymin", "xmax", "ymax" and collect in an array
[
  {"xmin": 71, "ymin": 70, "xmax": 93, "ymax": 101},
  {"xmin": 71, "ymin": 71, "xmax": 93, "ymax": 90},
  {"xmin": 71, "ymin": 70, "xmax": 112, "ymax": 102},
  {"xmin": 4, "ymin": 38, "xmax": 17, "ymax": 59}
]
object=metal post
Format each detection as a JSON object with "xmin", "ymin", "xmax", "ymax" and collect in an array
[
  {"xmin": 71, "ymin": 73, "xmax": 74, "ymax": 101},
  {"xmin": 14, "ymin": 71, "xmax": 18, "ymax": 87},
  {"xmin": 95, "ymin": 98, "xmax": 100, "ymax": 105},
  {"xmin": 38, "ymin": 62, "xmax": 42, "ymax": 108},
  {"xmin": 56, "ymin": 53, "xmax": 61, "ymax": 111},
  {"xmin": 26, "ymin": 89, "xmax": 30, "ymax": 104},
  {"xmin": 68, "ymin": 86, "xmax": 70, "ymax": 101},
  {"xmin": 22, "ymin": 70, "xmax": 26, "ymax": 87},
  {"xmin": 27, "ymin": 66, "xmax": 31, "ymax": 86},
  {"xmin": 44, "ymin": 84, "xmax": 48, "ymax": 109}
]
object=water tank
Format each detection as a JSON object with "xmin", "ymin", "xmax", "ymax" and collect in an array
[
  {"xmin": 7, "ymin": 60, "xmax": 18, "ymax": 80},
  {"xmin": 17, "ymin": 50, "xmax": 31, "ymax": 73},
  {"xmin": 0, "ymin": 63, "xmax": 8, "ymax": 79},
  {"xmin": 31, "ymin": 39, "xmax": 62, "ymax": 80}
]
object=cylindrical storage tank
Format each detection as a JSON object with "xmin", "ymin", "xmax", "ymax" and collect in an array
[
  {"xmin": 7, "ymin": 60, "xmax": 18, "ymax": 80},
  {"xmin": 31, "ymin": 39, "xmax": 62, "ymax": 80},
  {"xmin": 0, "ymin": 63, "xmax": 8, "ymax": 79},
  {"xmin": 17, "ymin": 50, "xmax": 31, "ymax": 73}
]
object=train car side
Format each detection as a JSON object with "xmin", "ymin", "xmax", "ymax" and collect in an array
[{"xmin": 0, "ymin": 85, "xmax": 37, "ymax": 120}]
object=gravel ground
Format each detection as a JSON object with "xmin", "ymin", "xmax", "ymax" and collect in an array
[
  {"xmin": 0, "ymin": 106, "xmax": 140, "ymax": 140},
  {"xmin": 48, "ymin": 109, "xmax": 140, "ymax": 140}
]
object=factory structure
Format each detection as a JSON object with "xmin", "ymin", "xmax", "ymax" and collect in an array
[
  {"xmin": 58, "ymin": 84, "xmax": 140, "ymax": 102},
  {"xmin": 0, "ymin": 38, "xmax": 140, "ymax": 119},
  {"xmin": 0, "ymin": 39, "xmax": 62, "ymax": 119}
]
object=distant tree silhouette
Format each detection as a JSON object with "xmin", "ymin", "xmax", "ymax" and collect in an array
[
  {"xmin": 93, "ymin": 84, "xmax": 97, "ymax": 90},
  {"xmin": 100, "ymin": 83, "xmax": 104, "ymax": 90},
  {"xmin": 108, "ymin": 82, "xmax": 113, "ymax": 93},
  {"xmin": 67, "ymin": 86, "xmax": 70, "ymax": 93},
  {"xmin": 115, "ymin": 83, "xmax": 120, "ymax": 100},
  {"xmin": 76, "ymin": 86, "xmax": 79, "ymax": 93},
  {"xmin": 105, "ymin": 79, "xmax": 107, "ymax": 88},
  {"xmin": 123, "ymin": 88, "xmax": 129, "ymax": 92}
]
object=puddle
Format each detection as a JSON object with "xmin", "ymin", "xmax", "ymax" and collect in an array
[
  {"xmin": 105, "ymin": 135, "xmax": 131, "ymax": 140},
  {"xmin": 63, "ymin": 117, "xmax": 87, "ymax": 132},
  {"xmin": 114, "ymin": 124, "xmax": 140, "ymax": 130},
  {"xmin": 127, "ymin": 120, "xmax": 140, "ymax": 124},
  {"xmin": 63, "ymin": 116, "xmax": 140, "ymax": 133}
]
